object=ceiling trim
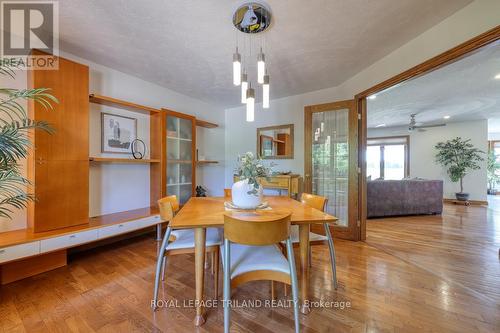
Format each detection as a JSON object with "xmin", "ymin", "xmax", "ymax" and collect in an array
[{"xmin": 356, "ymin": 24, "xmax": 500, "ymax": 99}]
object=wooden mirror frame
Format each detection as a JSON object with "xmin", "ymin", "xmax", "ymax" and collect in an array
[{"xmin": 256, "ymin": 124, "xmax": 294, "ymax": 159}]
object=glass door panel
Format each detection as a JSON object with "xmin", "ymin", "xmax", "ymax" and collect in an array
[
  {"xmin": 311, "ymin": 109, "xmax": 349, "ymax": 226},
  {"xmin": 179, "ymin": 118, "xmax": 193, "ymax": 140},
  {"xmin": 305, "ymin": 100, "xmax": 358, "ymax": 240},
  {"xmin": 166, "ymin": 113, "xmax": 194, "ymax": 205}
]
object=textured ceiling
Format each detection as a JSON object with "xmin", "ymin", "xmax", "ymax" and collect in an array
[
  {"xmin": 58, "ymin": 0, "xmax": 472, "ymax": 108},
  {"xmin": 367, "ymin": 41, "xmax": 500, "ymax": 129}
]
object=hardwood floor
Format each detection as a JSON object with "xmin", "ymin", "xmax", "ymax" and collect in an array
[
  {"xmin": 367, "ymin": 202, "xmax": 500, "ymax": 304},
  {"xmin": 0, "ymin": 203, "xmax": 499, "ymax": 332}
]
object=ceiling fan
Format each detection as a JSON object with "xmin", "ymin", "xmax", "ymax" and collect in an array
[{"xmin": 408, "ymin": 114, "xmax": 446, "ymax": 132}]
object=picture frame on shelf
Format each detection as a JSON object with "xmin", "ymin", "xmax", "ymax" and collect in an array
[{"xmin": 101, "ymin": 112, "xmax": 137, "ymax": 154}]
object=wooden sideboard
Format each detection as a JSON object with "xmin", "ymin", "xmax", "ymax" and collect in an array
[{"xmin": 233, "ymin": 174, "xmax": 302, "ymax": 198}]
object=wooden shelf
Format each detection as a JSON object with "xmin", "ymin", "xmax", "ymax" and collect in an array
[
  {"xmin": 89, "ymin": 94, "xmax": 161, "ymax": 115},
  {"xmin": 196, "ymin": 160, "xmax": 218, "ymax": 165},
  {"xmin": 89, "ymin": 157, "xmax": 160, "ymax": 164},
  {"xmin": 167, "ymin": 159, "xmax": 192, "ymax": 164},
  {"xmin": 195, "ymin": 119, "xmax": 218, "ymax": 128}
]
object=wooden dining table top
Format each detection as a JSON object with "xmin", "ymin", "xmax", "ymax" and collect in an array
[{"xmin": 170, "ymin": 196, "xmax": 338, "ymax": 229}]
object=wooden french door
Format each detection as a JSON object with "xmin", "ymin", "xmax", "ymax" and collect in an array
[{"xmin": 304, "ymin": 100, "xmax": 359, "ymax": 240}]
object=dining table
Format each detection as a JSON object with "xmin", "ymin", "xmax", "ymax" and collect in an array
[{"xmin": 164, "ymin": 196, "xmax": 338, "ymax": 326}]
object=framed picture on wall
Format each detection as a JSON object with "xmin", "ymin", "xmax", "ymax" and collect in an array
[{"xmin": 101, "ymin": 113, "xmax": 137, "ymax": 153}]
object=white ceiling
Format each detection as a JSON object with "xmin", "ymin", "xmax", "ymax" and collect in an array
[
  {"xmin": 58, "ymin": 0, "xmax": 472, "ymax": 108},
  {"xmin": 367, "ymin": 41, "xmax": 500, "ymax": 129}
]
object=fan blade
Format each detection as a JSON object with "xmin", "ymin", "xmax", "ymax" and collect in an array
[{"xmin": 414, "ymin": 123, "xmax": 446, "ymax": 129}]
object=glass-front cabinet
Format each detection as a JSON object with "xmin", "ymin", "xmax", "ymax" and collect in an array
[{"xmin": 165, "ymin": 112, "xmax": 195, "ymax": 205}]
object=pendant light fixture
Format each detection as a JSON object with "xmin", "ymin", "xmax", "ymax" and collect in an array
[
  {"xmin": 257, "ymin": 47, "xmax": 265, "ymax": 84},
  {"xmin": 241, "ymin": 72, "xmax": 248, "ymax": 104},
  {"xmin": 232, "ymin": 3, "xmax": 272, "ymax": 119},
  {"xmin": 262, "ymin": 73, "xmax": 269, "ymax": 108},
  {"xmin": 246, "ymin": 83, "xmax": 255, "ymax": 122},
  {"xmin": 233, "ymin": 47, "xmax": 241, "ymax": 86}
]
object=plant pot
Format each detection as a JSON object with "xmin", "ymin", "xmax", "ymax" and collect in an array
[
  {"xmin": 231, "ymin": 179, "xmax": 263, "ymax": 209},
  {"xmin": 455, "ymin": 192, "xmax": 469, "ymax": 201}
]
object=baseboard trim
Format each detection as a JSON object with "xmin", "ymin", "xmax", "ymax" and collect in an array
[{"xmin": 443, "ymin": 199, "xmax": 488, "ymax": 206}]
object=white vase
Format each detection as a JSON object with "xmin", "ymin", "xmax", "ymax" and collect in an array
[{"xmin": 231, "ymin": 179, "xmax": 263, "ymax": 209}]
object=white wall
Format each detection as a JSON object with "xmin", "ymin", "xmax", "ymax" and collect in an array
[
  {"xmin": 0, "ymin": 70, "xmax": 28, "ymax": 232},
  {"xmin": 224, "ymin": 0, "xmax": 500, "ymax": 187},
  {"xmin": 367, "ymin": 120, "xmax": 488, "ymax": 201},
  {"xmin": 0, "ymin": 52, "xmax": 224, "ymax": 231}
]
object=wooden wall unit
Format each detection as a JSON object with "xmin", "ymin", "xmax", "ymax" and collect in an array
[
  {"xmin": 28, "ymin": 51, "xmax": 90, "ymax": 233},
  {"xmin": 150, "ymin": 110, "xmax": 166, "ymax": 206}
]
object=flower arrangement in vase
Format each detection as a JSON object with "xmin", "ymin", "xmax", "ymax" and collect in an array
[{"xmin": 232, "ymin": 152, "xmax": 274, "ymax": 209}]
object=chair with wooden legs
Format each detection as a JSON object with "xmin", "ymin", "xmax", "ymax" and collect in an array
[
  {"xmin": 152, "ymin": 195, "xmax": 222, "ymax": 310},
  {"xmin": 284, "ymin": 193, "xmax": 337, "ymax": 291},
  {"xmin": 224, "ymin": 188, "xmax": 232, "ymax": 199},
  {"xmin": 222, "ymin": 212, "xmax": 300, "ymax": 333}
]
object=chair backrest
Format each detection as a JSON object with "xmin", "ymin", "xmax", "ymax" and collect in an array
[
  {"xmin": 157, "ymin": 195, "xmax": 180, "ymax": 221},
  {"xmin": 300, "ymin": 193, "xmax": 328, "ymax": 212},
  {"xmin": 224, "ymin": 188, "xmax": 232, "ymax": 199},
  {"xmin": 224, "ymin": 211, "xmax": 291, "ymax": 246}
]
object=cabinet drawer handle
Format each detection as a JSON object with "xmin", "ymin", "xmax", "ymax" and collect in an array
[
  {"xmin": 70, "ymin": 235, "xmax": 76, "ymax": 239},
  {"xmin": 0, "ymin": 249, "xmax": 5, "ymax": 254},
  {"xmin": 118, "ymin": 224, "xmax": 124, "ymax": 228}
]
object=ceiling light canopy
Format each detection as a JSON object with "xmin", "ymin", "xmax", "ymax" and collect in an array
[
  {"xmin": 495, "ymin": 73, "xmax": 500, "ymax": 80},
  {"xmin": 443, "ymin": 115, "xmax": 450, "ymax": 119},
  {"xmin": 368, "ymin": 95, "xmax": 377, "ymax": 100}
]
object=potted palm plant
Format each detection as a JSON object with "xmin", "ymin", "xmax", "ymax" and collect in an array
[
  {"xmin": 435, "ymin": 137, "xmax": 484, "ymax": 201},
  {"xmin": 232, "ymin": 152, "xmax": 274, "ymax": 209},
  {"xmin": 487, "ymin": 151, "xmax": 500, "ymax": 195},
  {"xmin": 0, "ymin": 60, "xmax": 57, "ymax": 219}
]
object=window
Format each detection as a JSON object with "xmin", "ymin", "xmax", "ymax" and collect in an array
[
  {"xmin": 367, "ymin": 136, "xmax": 409, "ymax": 180},
  {"xmin": 489, "ymin": 140, "xmax": 500, "ymax": 190}
]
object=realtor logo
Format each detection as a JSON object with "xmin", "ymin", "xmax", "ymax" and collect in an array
[{"xmin": 1, "ymin": 1, "xmax": 59, "ymax": 68}]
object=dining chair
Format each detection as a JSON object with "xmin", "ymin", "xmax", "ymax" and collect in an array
[
  {"xmin": 224, "ymin": 188, "xmax": 232, "ymax": 199},
  {"xmin": 152, "ymin": 195, "xmax": 222, "ymax": 311},
  {"xmin": 222, "ymin": 212, "xmax": 300, "ymax": 333},
  {"xmin": 284, "ymin": 193, "xmax": 337, "ymax": 290}
]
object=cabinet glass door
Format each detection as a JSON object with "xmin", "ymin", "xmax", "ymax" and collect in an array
[{"xmin": 166, "ymin": 114, "xmax": 194, "ymax": 205}]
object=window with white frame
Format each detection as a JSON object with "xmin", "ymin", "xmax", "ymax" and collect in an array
[{"xmin": 367, "ymin": 136, "xmax": 409, "ymax": 180}]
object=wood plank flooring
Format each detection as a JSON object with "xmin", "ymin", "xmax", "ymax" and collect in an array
[
  {"xmin": 367, "ymin": 202, "xmax": 500, "ymax": 304},
  {"xmin": 0, "ymin": 203, "xmax": 499, "ymax": 332}
]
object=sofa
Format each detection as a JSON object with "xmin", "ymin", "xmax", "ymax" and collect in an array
[{"xmin": 367, "ymin": 179, "xmax": 443, "ymax": 218}]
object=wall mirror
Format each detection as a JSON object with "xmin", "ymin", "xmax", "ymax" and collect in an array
[{"xmin": 257, "ymin": 124, "xmax": 294, "ymax": 159}]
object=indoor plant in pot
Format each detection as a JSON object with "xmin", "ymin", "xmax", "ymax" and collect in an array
[
  {"xmin": 487, "ymin": 150, "xmax": 500, "ymax": 195},
  {"xmin": 232, "ymin": 152, "xmax": 274, "ymax": 209},
  {"xmin": 435, "ymin": 137, "xmax": 484, "ymax": 201}
]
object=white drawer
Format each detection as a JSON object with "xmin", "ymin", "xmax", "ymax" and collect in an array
[
  {"xmin": 0, "ymin": 242, "xmax": 40, "ymax": 264},
  {"xmin": 40, "ymin": 229, "xmax": 98, "ymax": 253},
  {"xmin": 98, "ymin": 222, "xmax": 134, "ymax": 239},
  {"xmin": 134, "ymin": 215, "xmax": 162, "ymax": 229},
  {"xmin": 98, "ymin": 215, "xmax": 162, "ymax": 239}
]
